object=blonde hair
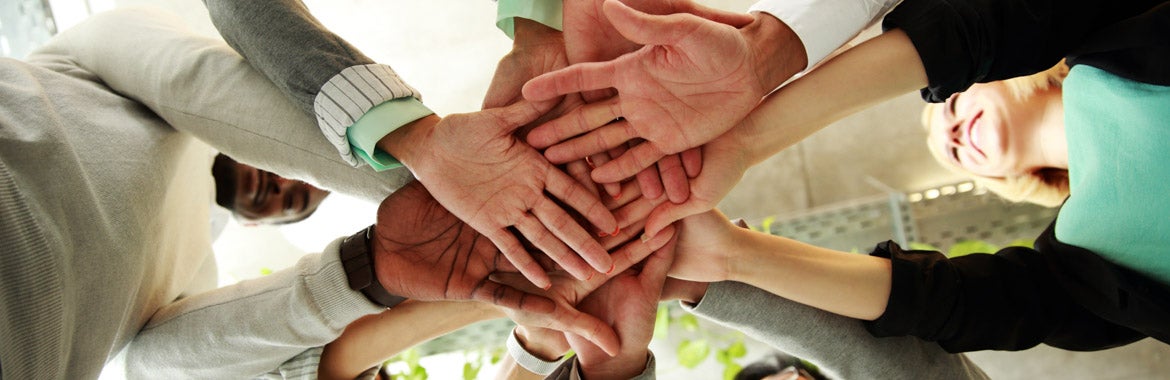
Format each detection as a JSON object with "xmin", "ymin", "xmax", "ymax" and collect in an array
[{"xmin": 923, "ymin": 61, "xmax": 1071, "ymax": 207}]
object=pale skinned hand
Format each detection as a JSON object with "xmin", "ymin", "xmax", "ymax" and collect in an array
[
  {"xmin": 524, "ymin": 0, "xmax": 766, "ymax": 192},
  {"xmin": 560, "ymin": 0, "xmax": 751, "ymax": 202},
  {"xmin": 482, "ymin": 18, "xmax": 615, "ymax": 206},
  {"xmin": 664, "ymin": 208, "xmax": 744, "ymax": 283},
  {"xmin": 491, "ymin": 220, "xmax": 678, "ymax": 357},
  {"xmin": 386, "ymin": 99, "xmax": 617, "ymax": 289},
  {"xmin": 567, "ymin": 236, "xmax": 676, "ymax": 379}
]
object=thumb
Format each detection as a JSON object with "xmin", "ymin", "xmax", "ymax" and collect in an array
[
  {"xmin": 684, "ymin": 3, "xmax": 755, "ymax": 28},
  {"xmin": 490, "ymin": 99, "xmax": 557, "ymax": 134},
  {"xmin": 603, "ymin": 0, "xmax": 705, "ymax": 47},
  {"xmin": 644, "ymin": 200, "xmax": 706, "ymax": 238}
]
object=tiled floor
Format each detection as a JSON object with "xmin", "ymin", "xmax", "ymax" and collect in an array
[{"xmin": 13, "ymin": 0, "xmax": 1168, "ymax": 378}]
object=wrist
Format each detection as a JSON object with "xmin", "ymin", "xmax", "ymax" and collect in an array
[
  {"xmin": 581, "ymin": 351, "xmax": 651, "ymax": 380},
  {"xmin": 514, "ymin": 325, "xmax": 568, "ymax": 360},
  {"xmin": 725, "ymin": 227, "xmax": 759, "ymax": 284},
  {"xmin": 742, "ymin": 12, "xmax": 807, "ymax": 93},
  {"xmin": 513, "ymin": 17, "xmax": 560, "ymax": 46},
  {"xmin": 375, "ymin": 114, "xmax": 439, "ymax": 172}
]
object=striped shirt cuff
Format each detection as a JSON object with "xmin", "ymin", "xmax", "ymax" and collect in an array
[{"xmin": 314, "ymin": 64, "xmax": 423, "ymax": 167}]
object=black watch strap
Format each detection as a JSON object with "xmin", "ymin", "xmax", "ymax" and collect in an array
[{"xmin": 340, "ymin": 225, "xmax": 407, "ymax": 308}]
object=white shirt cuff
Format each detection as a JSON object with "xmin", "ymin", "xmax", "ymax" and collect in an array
[{"xmin": 749, "ymin": 0, "xmax": 901, "ymax": 70}]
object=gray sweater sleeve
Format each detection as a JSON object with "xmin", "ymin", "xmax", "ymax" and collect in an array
[
  {"xmin": 124, "ymin": 238, "xmax": 386, "ymax": 379},
  {"xmin": 203, "ymin": 0, "xmax": 425, "ymax": 166},
  {"xmin": 685, "ymin": 281, "xmax": 990, "ymax": 380},
  {"xmin": 32, "ymin": 6, "xmax": 412, "ymax": 203}
]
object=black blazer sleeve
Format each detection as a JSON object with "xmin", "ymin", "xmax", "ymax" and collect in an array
[
  {"xmin": 881, "ymin": 0, "xmax": 1168, "ymax": 102},
  {"xmin": 862, "ymin": 240, "xmax": 1146, "ymax": 353}
]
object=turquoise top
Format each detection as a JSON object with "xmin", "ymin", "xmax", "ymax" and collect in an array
[{"xmin": 1057, "ymin": 65, "xmax": 1170, "ymax": 284}]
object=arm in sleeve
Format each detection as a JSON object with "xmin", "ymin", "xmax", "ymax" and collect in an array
[
  {"xmin": 544, "ymin": 354, "xmax": 656, "ymax": 380},
  {"xmin": 749, "ymin": 0, "xmax": 899, "ymax": 70},
  {"xmin": 123, "ymin": 237, "xmax": 385, "ymax": 379},
  {"xmin": 881, "ymin": 0, "xmax": 1167, "ymax": 102},
  {"xmin": 864, "ymin": 241, "xmax": 1146, "ymax": 352},
  {"xmin": 25, "ymin": 7, "xmax": 410, "ymax": 203},
  {"xmin": 686, "ymin": 281, "xmax": 990, "ymax": 380},
  {"xmin": 202, "ymin": 0, "xmax": 432, "ymax": 168}
]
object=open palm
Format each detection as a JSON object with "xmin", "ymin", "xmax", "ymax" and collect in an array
[
  {"xmin": 525, "ymin": 0, "xmax": 766, "ymax": 186},
  {"xmin": 405, "ymin": 100, "xmax": 616, "ymax": 288}
]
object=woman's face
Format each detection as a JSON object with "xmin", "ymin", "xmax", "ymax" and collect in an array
[{"xmin": 926, "ymin": 82, "xmax": 1056, "ymax": 178}]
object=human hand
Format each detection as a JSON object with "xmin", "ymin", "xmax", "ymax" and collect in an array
[
  {"xmin": 371, "ymin": 180, "xmax": 547, "ymax": 310},
  {"xmin": 665, "ymin": 208, "xmax": 746, "ymax": 284},
  {"xmin": 524, "ymin": 0, "xmax": 770, "ymax": 188},
  {"xmin": 490, "ymin": 220, "xmax": 678, "ymax": 356},
  {"xmin": 560, "ymin": 0, "xmax": 751, "ymax": 202},
  {"xmin": 482, "ymin": 18, "xmax": 620, "ymax": 202},
  {"xmin": 380, "ymin": 100, "xmax": 617, "ymax": 289},
  {"xmin": 567, "ymin": 235, "xmax": 676, "ymax": 379}
]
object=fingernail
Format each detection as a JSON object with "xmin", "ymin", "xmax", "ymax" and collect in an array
[
  {"xmin": 641, "ymin": 233, "xmax": 652, "ymax": 242},
  {"xmin": 542, "ymin": 283, "xmax": 552, "ymax": 291},
  {"xmin": 611, "ymin": 226, "xmax": 621, "ymax": 236},
  {"xmin": 606, "ymin": 263, "xmax": 616, "ymax": 275},
  {"xmin": 586, "ymin": 272, "xmax": 595, "ymax": 281},
  {"xmin": 597, "ymin": 231, "xmax": 609, "ymax": 237},
  {"xmin": 611, "ymin": 191, "xmax": 621, "ymax": 199},
  {"xmin": 585, "ymin": 156, "xmax": 596, "ymax": 168}
]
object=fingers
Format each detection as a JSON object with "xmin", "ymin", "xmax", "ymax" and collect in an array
[
  {"xmin": 658, "ymin": 154, "xmax": 690, "ymax": 204},
  {"xmin": 493, "ymin": 99, "xmax": 558, "ymax": 134},
  {"xmin": 603, "ymin": 0, "xmax": 704, "ymax": 47},
  {"xmin": 544, "ymin": 119, "xmax": 637, "ymax": 164},
  {"xmin": 564, "ymin": 159, "xmax": 602, "ymax": 198},
  {"xmin": 485, "ymin": 229, "xmax": 552, "ymax": 289},
  {"xmin": 522, "ymin": 61, "xmax": 618, "ymax": 102},
  {"xmin": 608, "ymin": 224, "xmax": 677, "ymax": 276},
  {"xmin": 550, "ymin": 308, "xmax": 622, "ymax": 357},
  {"xmin": 634, "ymin": 164, "xmax": 665, "ymax": 201},
  {"xmin": 515, "ymin": 213, "xmax": 596, "ymax": 281},
  {"xmin": 527, "ymin": 98, "xmax": 623, "ymax": 149},
  {"xmin": 471, "ymin": 280, "xmax": 557, "ymax": 315},
  {"xmin": 592, "ymin": 141, "xmax": 666, "ymax": 184},
  {"xmin": 684, "ymin": 2, "xmax": 756, "ymax": 28},
  {"xmin": 586, "ymin": 152, "xmax": 623, "ymax": 199},
  {"xmin": 546, "ymin": 168, "xmax": 619, "ymax": 239},
  {"xmin": 681, "ymin": 147, "xmax": 703, "ymax": 178},
  {"xmin": 612, "ymin": 192, "xmax": 667, "ymax": 231},
  {"xmin": 639, "ymin": 233, "xmax": 677, "ymax": 288},
  {"xmin": 644, "ymin": 198, "xmax": 710, "ymax": 238}
]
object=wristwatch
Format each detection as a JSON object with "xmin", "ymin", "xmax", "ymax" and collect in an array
[{"xmin": 340, "ymin": 225, "xmax": 408, "ymax": 308}]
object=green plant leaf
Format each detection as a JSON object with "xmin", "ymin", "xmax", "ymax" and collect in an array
[
  {"xmin": 679, "ymin": 313, "xmax": 700, "ymax": 332},
  {"xmin": 403, "ymin": 348, "xmax": 421, "ymax": 368},
  {"xmin": 489, "ymin": 347, "xmax": 504, "ymax": 365},
  {"xmin": 722, "ymin": 363, "xmax": 743, "ymax": 380},
  {"xmin": 715, "ymin": 349, "xmax": 731, "ymax": 365},
  {"xmin": 654, "ymin": 304, "xmax": 671, "ymax": 339},
  {"xmin": 407, "ymin": 364, "xmax": 427, "ymax": 380},
  {"xmin": 259, "ymin": 267, "xmax": 272, "ymax": 276},
  {"xmin": 760, "ymin": 216, "xmax": 777, "ymax": 234},
  {"xmin": 462, "ymin": 362, "xmax": 479, "ymax": 380},
  {"xmin": 947, "ymin": 240, "xmax": 998, "ymax": 257},
  {"xmin": 726, "ymin": 339, "xmax": 746, "ymax": 358},
  {"xmin": 907, "ymin": 242, "xmax": 940, "ymax": 251},
  {"xmin": 677, "ymin": 339, "xmax": 710, "ymax": 369},
  {"xmin": 1005, "ymin": 238, "xmax": 1034, "ymax": 248}
]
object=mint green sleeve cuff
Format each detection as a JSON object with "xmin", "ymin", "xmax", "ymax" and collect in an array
[
  {"xmin": 346, "ymin": 98, "xmax": 434, "ymax": 171},
  {"xmin": 496, "ymin": 0, "xmax": 563, "ymax": 39}
]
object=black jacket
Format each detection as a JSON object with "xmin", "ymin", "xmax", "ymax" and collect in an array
[{"xmin": 864, "ymin": 219, "xmax": 1170, "ymax": 352}]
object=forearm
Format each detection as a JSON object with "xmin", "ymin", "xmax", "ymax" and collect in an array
[
  {"xmin": 26, "ymin": 8, "xmax": 404, "ymax": 203},
  {"xmin": 686, "ymin": 281, "xmax": 989, "ymax": 380},
  {"xmin": 125, "ymin": 238, "xmax": 384, "ymax": 378},
  {"xmin": 728, "ymin": 229, "xmax": 892, "ymax": 320},
  {"xmin": 738, "ymin": 30, "xmax": 925, "ymax": 167},
  {"xmin": 320, "ymin": 301, "xmax": 504, "ymax": 380}
]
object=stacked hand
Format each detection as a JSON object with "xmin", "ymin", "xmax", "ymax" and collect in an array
[{"xmin": 524, "ymin": 0, "xmax": 767, "ymax": 203}]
